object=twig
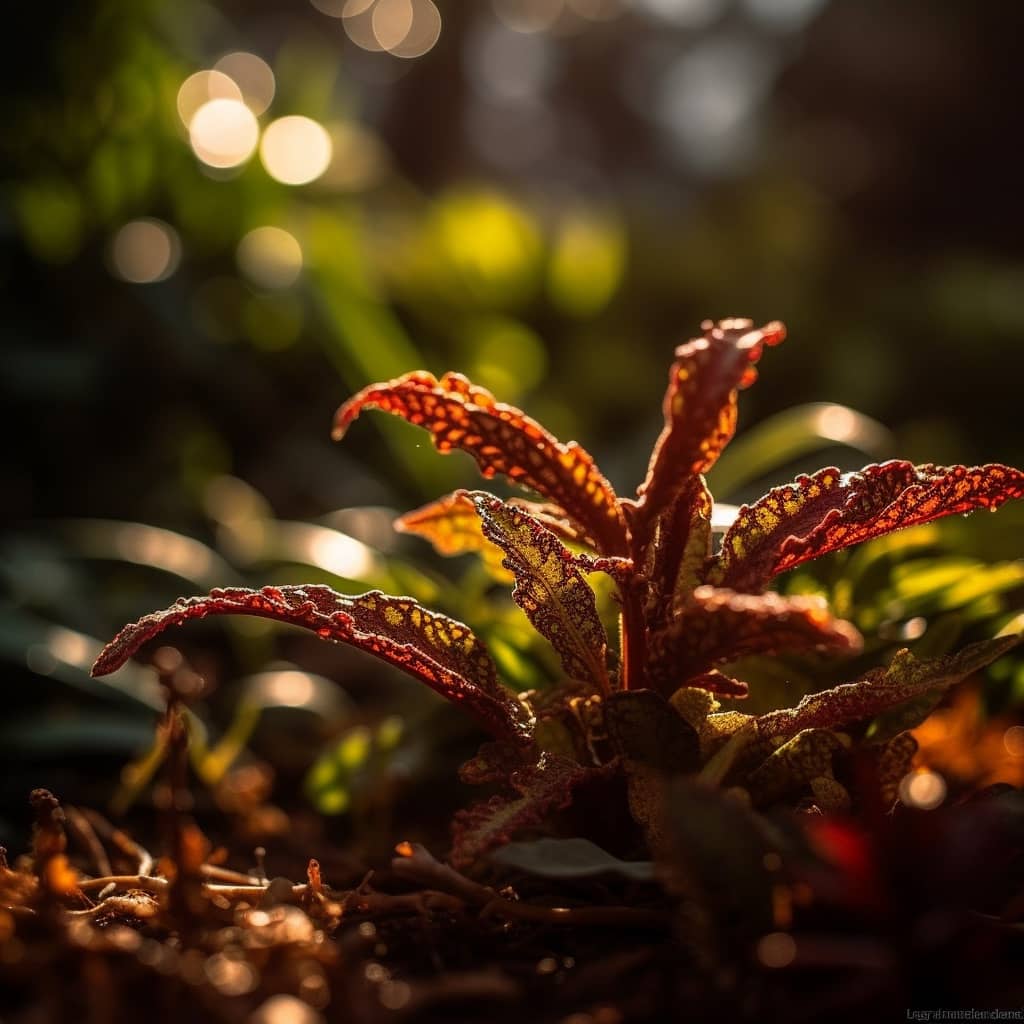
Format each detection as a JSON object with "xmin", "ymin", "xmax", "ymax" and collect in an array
[
  {"xmin": 81, "ymin": 809, "xmax": 154, "ymax": 877},
  {"xmin": 65, "ymin": 806, "xmax": 112, "ymax": 878},
  {"xmin": 78, "ymin": 875, "xmax": 170, "ymax": 895},
  {"xmin": 391, "ymin": 843, "xmax": 669, "ymax": 929}
]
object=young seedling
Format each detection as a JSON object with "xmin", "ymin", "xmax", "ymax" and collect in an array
[{"xmin": 92, "ymin": 319, "xmax": 1024, "ymax": 863}]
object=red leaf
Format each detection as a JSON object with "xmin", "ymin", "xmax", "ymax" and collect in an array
[
  {"xmin": 637, "ymin": 477, "xmax": 713, "ymax": 638},
  {"xmin": 633, "ymin": 319, "xmax": 785, "ymax": 536},
  {"xmin": 756, "ymin": 634, "xmax": 1023, "ymax": 740},
  {"xmin": 91, "ymin": 585, "xmax": 533, "ymax": 744},
  {"xmin": 712, "ymin": 461, "xmax": 1024, "ymax": 592},
  {"xmin": 450, "ymin": 753, "xmax": 590, "ymax": 867},
  {"xmin": 647, "ymin": 586, "xmax": 862, "ymax": 692},
  {"xmin": 333, "ymin": 371, "xmax": 628, "ymax": 556},
  {"xmin": 471, "ymin": 493, "xmax": 610, "ymax": 694}
]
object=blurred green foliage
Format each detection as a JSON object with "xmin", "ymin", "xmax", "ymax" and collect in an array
[{"xmin": 3, "ymin": 0, "xmax": 1024, "ymax": 833}]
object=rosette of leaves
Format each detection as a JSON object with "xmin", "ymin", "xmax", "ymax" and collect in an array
[{"xmin": 92, "ymin": 319, "xmax": 1024, "ymax": 864}]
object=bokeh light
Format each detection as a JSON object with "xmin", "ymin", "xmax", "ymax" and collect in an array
[
  {"xmin": 756, "ymin": 931, "xmax": 797, "ymax": 968},
  {"xmin": 321, "ymin": 122, "xmax": 387, "ymax": 190},
  {"xmin": 176, "ymin": 70, "xmax": 243, "ymax": 127},
  {"xmin": 189, "ymin": 98, "xmax": 260, "ymax": 169},
  {"xmin": 342, "ymin": 0, "xmax": 441, "ymax": 58},
  {"xmin": 1004, "ymin": 726, "xmax": 1024, "ymax": 758},
  {"xmin": 260, "ymin": 116, "xmax": 333, "ymax": 185},
  {"xmin": 309, "ymin": 0, "xmax": 346, "ymax": 15},
  {"xmin": 110, "ymin": 219, "xmax": 181, "ymax": 283},
  {"xmin": 213, "ymin": 52, "xmax": 276, "ymax": 116},
  {"xmin": 237, "ymin": 227, "xmax": 304, "ymax": 289},
  {"xmin": 899, "ymin": 769, "xmax": 947, "ymax": 810}
]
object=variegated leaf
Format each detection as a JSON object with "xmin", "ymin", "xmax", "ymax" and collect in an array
[
  {"xmin": 449, "ymin": 753, "xmax": 590, "ymax": 867},
  {"xmin": 92, "ymin": 585, "xmax": 533, "ymax": 744},
  {"xmin": 647, "ymin": 586, "xmax": 862, "ymax": 691},
  {"xmin": 471, "ymin": 493, "xmax": 610, "ymax": 693},
  {"xmin": 333, "ymin": 371, "xmax": 628, "ymax": 556},
  {"xmin": 756, "ymin": 634, "xmax": 1022, "ymax": 741},
  {"xmin": 712, "ymin": 461, "xmax": 1024, "ymax": 593},
  {"xmin": 633, "ymin": 318, "xmax": 785, "ymax": 535},
  {"xmin": 396, "ymin": 491, "xmax": 512, "ymax": 581},
  {"xmin": 746, "ymin": 729, "xmax": 849, "ymax": 806}
]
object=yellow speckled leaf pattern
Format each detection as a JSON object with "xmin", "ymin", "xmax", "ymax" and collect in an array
[
  {"xmin": 91, "ymin": 584, "xmax": 533, "ymax": 744},
  {"xmin": 756, "ymin": 634, "xmax": 1023, "ymax": 741},
  {"xmin": 746, "ymin": 729, "xmax": 849, "ymax": 806},
  {"xmin": 450, "ymin": 753, "xmax": 591, "ymax": 868},
  {"xmin": 712, "ymin": 461, "xmax": 1024, "ymax": 593},
  {"xmin": 471, "ymin": 493, "xmax": 610, "ymax": 693},
  {"xmin": 333, "ymin": 371, "xmax": 628, "ymax": 556}
]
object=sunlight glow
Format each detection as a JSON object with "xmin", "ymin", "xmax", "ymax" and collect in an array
[
  {"xmin": 260, "ymin": 116, "xmax": 333, "ymax": 185},
  {"xmin": 189, "ymin": 98, "xmax": 260, "ymax": 169},
  {"xmin": 111, "ymin": 219, "xmax": 181, "ymax": 283}
]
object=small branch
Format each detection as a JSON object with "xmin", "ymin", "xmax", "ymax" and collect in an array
[
  {"xmin": 81, "ymin": 809, "xmax": 154, "ymax": 877},
  {"xmin": 65, "ymin": 806, "xmax": 112, "ymax": 879}
]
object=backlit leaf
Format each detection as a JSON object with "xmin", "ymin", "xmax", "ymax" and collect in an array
[
  {"xmin": 450, "ymin": 752, "xmax": 590, "ymax": 867},
  {"xmin": 633, "ymin": 318, "xmax": 785, "ymax": 536},
  {"xmin": 713, "ymin": 461, "xmax": 1024, "ymax": 593},
  {"xmin": 396, "ymin": 491, "xmax": 511, "ymax": 581},
  {"xmin": 471, "ymin": 493, "xmax": 610, "ymax": 693},
  {"xmin": 638, "ymin": 477, "xmax": 713, "ymax": 638},
  {"xmin": 92, "ymin": 585, "xmax": 533, "ymax": 744},
  {"xmin": 756, "ymin": 633, "xmax": 1023, "ymax": 741},
  {"xmin": 333, "ymin": 371, "xmax": 628, "ymax": 555},
  {"xmin": 647, "ymin": 586, "xmax": 862, "ymax": 691}
]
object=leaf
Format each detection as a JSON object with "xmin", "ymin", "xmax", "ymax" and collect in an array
[
  {"xmin": 745, "ymin": 729, "xmax": 849, "ymax": 806},
  {"xmin": 605, "ymin": 690, "xmax": 701, "ymax": 850},
  {"xmin": 605, "ymin": 690, "xmax": 702, "ymax": 775},
  {"xmin": 449, "ymin": 753, "xmax": 589, "ymax": 867},
  {"xmin": 91, "ymin": 585, "xmax": 533, "ymax": 744},
  {"xmin": 756, "ymin": 633, "xmax": 1023, "ymax": 741},
  {"xmin": 872, "ymin": 731, "xmax": 918, "ymax": 807},
  {"xmin": 396, "ymin": 491, "xmax": 512, "ymax": 581},
  {"xmin": 471, "ymin": 493, "xmax": 610, "ymax": 693},
  {"xmin": 712, "ymin": 461, "xmax": 1024, "ymax": 593},
  {"xmin": 638, "ymin": 477, "xmax": 713, "ymax": 638},
  {"xmin": 333, "ymin": 371, "xmax": 629, "ymax": 555},
  {"xmin": 647, "ymin": 586, "xmax": 862, "ymax": 691},
  {"xmin": 491, "ymin": 838, "xmax": 655, "ymax": 881},
  {"xmin": 633, "ymin": 318, "xmax": 785, "ymax": 536},
  {"xmin": 659, "ymin": 780, "xmax": 775, "ymax": 962}
]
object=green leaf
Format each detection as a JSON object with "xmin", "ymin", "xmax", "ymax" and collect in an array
[{"xmin": 492, "ymin": 838, "xmax": 655, "ymax": 881}]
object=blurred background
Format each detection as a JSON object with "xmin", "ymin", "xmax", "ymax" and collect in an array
[{"xmin": 3, "ymin": 0, "xmax": 1024, "ymax": 856}]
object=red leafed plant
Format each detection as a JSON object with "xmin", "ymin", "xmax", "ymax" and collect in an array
[{"xmin": 92, "ymin": 319, "xmax": 1024, "ymax": 864}]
